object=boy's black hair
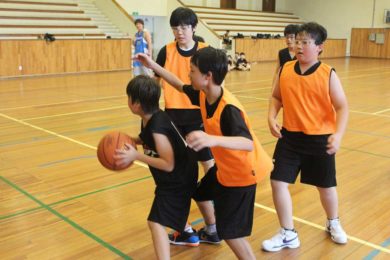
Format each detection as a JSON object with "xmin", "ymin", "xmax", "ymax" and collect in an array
[
  {"xmin": 126, "ymin": 75, "xmax": 160, "ymax": 114},
  {"xmin": 134, "ymin": 18, "xmax": 144, "ymax": 26},
  {"xmin": 284, "ymin": 24, "xmax": 299, "ymax": 36},
  {"xmin": 170, "ymin": 7, "xmax": 198, "ymax": 28},
  {"xmin": 297, "ymin": 22, "xmax": 327, "ymax": 45},
  {"xmin": 190, "ymin": 47, "xmax": 228, "ymax": 85},
  {"xmin": 239, "ymin": 52, "xmax": 245, "ymax": 56}
]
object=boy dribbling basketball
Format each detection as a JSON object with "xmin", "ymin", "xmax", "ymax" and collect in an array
[{"xmin": 114, "ymin": 75, "xmax": 199, "ymax": 259}]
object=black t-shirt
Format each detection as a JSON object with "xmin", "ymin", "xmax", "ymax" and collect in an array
[
  {"xmin": 278, "ymin": 47, "xmax": 296, "ymax": 67},
  {"xmin": 182, "ymin": 85, "xmax": 252, "ymax": 140},
  {"xmin": 156, "ymin": 42, "xmax": 202, "ymax": 127},
  {"xmin": 236, "ymin": 58, "xmax": 248, "ymax": 66},
  {"xmin": 139, "ymin": 110, "xmax": 198, "ymax": 195}
]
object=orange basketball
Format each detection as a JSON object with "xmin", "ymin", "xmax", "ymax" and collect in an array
[{"xmin": 97, "ymin": 131, "xmax": 137, "ymax": 171}]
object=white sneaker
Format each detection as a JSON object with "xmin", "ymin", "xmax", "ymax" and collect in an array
[
  {"xmin": 262, "ymin": 228, "xmax": 300, "ymax": 252},
  {"xmin": 326, "ymin": 218, "xmax": 348, "ymax": 244}
]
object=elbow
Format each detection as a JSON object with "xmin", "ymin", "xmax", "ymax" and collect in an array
[
  {"xmin": 245, "ymin": 140, "xmax": 254, "ymax": 151},
  {"xmin": 248, "ymin": 142, "xmax": 254, "ymax": 151},
  {"xmin": 164, "ymin": 163, "xmax": 174, "ymax": 172}
]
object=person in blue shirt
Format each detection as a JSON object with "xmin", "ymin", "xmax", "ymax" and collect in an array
[{"xmin": 133, "ymin": 19, "xmax": 153, "ymax": 76}]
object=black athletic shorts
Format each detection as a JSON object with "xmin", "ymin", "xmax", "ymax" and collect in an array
[
  {"xmin": 193, "ymin": 166, "xmax": 256, "ymax": 239},
  {"xmin": 271, "ymin": 128, "xmax": 337, "ymax": 188},
  {"xmin": 148, "ymin": 192, "xmax": 192, "ymax": 232},
  {"xmin": 177, "ymin": 123, "xmax": 213, "ymax": 162}
]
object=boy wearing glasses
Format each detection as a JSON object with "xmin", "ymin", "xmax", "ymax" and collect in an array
[
  {"xmin": 155, "ymin": 7, "xmax": 219, "ymax": 246},
  {"xmin": 262, "ymin": 22, "xmax": 349, "ymax": 252}
]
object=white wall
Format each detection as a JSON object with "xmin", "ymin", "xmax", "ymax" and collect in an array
[
  {"xmin": 181, "ymin": 0, "xmax": 262, "ymax": 10},
  {"xmin": 181, "ymin": 0, "xmax": 219, "ymax": 7},
  {"xmin": 115, "ymin": 0, "xmax": 168, "ymax": 16},
  {"xmin": 112, "ymin": 0, "xmax": 221, "ymax": 58},
  {"xmin": 94, "ymin": 0, "xmax": 135, "ymax": 37},
  {"xmin": 237, "ymin": 0, "xmax": 262, "ymax": 11},
  {"xmin": 373, "ymin": 0, "xmax": 390, "ymax": 27},
  {"xmin": 277, "ymin": 0, "xmax": 390, "ymax": 56}
]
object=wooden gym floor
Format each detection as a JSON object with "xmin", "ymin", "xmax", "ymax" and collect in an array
[{"xmin": 0, "ymin": 57, "xmax": 389, "ymax": 259}]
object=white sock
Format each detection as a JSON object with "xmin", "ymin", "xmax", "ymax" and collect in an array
[
  {"xmin": 206, "ymin": 224, "xmax": 217, "ymax": 234},
  {"xmin": 184, "ymin": 226, "xmax": 193, "ymax": 233}
]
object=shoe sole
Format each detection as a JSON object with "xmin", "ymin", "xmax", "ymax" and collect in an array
[
  {"xmin": 326, "ymin": 229, "xmax": 348, "ymax": 244},
  {"xmin": 262, "ymin": 243, "xmax": 300, "ymax": 252},
  {"xmin": 169, "ymin": 241, "xmax": 199, "ymax": 247},
  {"xmin": 199, "ymin": 240, "xmax": 221, "ymax": 245}
]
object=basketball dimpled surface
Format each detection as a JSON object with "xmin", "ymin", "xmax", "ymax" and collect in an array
[{"xmin": 97, "ymin": 131, "xmax": 136, "ymax": 171}]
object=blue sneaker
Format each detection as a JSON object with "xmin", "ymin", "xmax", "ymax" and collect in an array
[
  {"xmin": 198, "ymin": 227, "xmax": 221, "ymax": 244},
  {"xmin": 168, "ymin": 229, "xmax": 199, "ymax": 247}
]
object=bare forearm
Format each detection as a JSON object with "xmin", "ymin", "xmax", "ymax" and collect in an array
[
  {"xmin": 268, "ymin": 97, "xmax": 282, "ymax": 120},
  {"xmin": 213, "ymin": 136, "xmax": 253, "ymax": 151},
  {"xmin": 150, "ymin": 62, "xmax": 184, "ymax": 91},
  {"xmin": 334, "ymin": 105, "xmax": 349, "ymax": 137}
]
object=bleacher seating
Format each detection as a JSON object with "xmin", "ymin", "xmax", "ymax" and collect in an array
[
  {"xmin": 188, "ymin": 5, "xmax": 305, "ymax": 37},
  {"xmin": 0, "ymin": 0, "xmax": 126, "ymax": 39}
]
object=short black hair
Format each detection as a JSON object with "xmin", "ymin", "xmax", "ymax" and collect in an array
[
  {"xmin": 297, "ymin": 22, "xmax": 327, "ymax": 45},
  {"xmin": 134, "ymin": 19, "xmax": 144, "ymax": 26},
  {"xmin": 126, "ymin": 75, "xmax": 160, "ymax": 114},
  {"xmin": 240, "ymin": 52, "xmax": 245, "ymax": 55},
  {"xmin": 191, "ymin": 47, "xmax": 228, "ymax": 85},
  {"xmin": 170, "ymin": 7, "xmax": 198, "ymax": 28},
  {"xmin": 284, "ymin": 24, "xmax": 299, "ymax": 36}
]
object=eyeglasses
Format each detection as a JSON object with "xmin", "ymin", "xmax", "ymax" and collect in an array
[
  {"xmin": 295, "ymin": 39, "xmax": 315, "ymax": 47},
  {"xmin": 171, "ymin": 25, "xmax": 191, "ymax": 32}
]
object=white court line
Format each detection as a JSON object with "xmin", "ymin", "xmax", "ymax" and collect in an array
[
  {"xmin": 349, "ymin": 110, "xmax": 390, "ymax": 118},
  {"xmin": 0, "ymin": 95, "xmax": 126, "ymax": 111},
  {"xmin": 231, "ymin": 86, "xmax": 271, "ymax": 94},
  {"xmin": 233, "ymin": 96, "xmax": 390, "ymax": 118},
  {"xmin": 1, "ymin": 111, "xmax": 388, "ymax": 254},
  {"xmin": 22, "ymin": 106, "xmax": 127, "ymax": 121},
  {"xmin": 254, "ymin": 203, "xmax": 390, "ymax": 254},
  {"xmin": 21, "ymin": 100, "xmax": 166, "ymax": 121},
  {"xmin": 234, "ymin": 95, "xmax": 269, "ymax": 101},
  {"xmin": 229, "ymin": 79, "xmax": 272, "ymax": 85},
  {"xmin": 373, "ymin": 108, "xmax": 390, "ymax": 115},
  {"xmin": 0, "ymin": 112, "xmax": 148, "ymax": 168}
]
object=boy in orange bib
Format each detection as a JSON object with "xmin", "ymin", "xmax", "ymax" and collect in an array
[
  {"xmin": 263, "ymin": 22, "xmax": 349, "ymax": 252},
  {"xmin": 136, "ymin": 47, "xmax": 273, "ymax": 259}
]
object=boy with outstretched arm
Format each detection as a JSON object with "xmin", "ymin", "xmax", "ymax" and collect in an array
[{"xmin": 135, "ymin": 47, "xmax": 273, "ymax": 259}]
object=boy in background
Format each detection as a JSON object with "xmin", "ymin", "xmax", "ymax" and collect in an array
[
  {"xmin": 155, "ymin": 7, "xmax": 217, "ymax": 245},
  {"xmin": 133, "ymin": 19, "xmax": 152, "ymax": 76}
]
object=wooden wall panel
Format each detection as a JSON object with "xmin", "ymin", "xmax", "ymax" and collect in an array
[
  {"xmin": 0, "ymin": 39, "xmax": 131, "ymax": 78},
  {"xmin": 0, "ymin": 41, "xmax": 21, "ymax": 77},
  {"xmin": 322, "ymin": 39, "xmax": 346, "ymax": 58},
  {"xmin": 351, "ymin": 28, "xmax": 390, "ymax": 59},
  {"xmin": 235, "ymin": 38, "xmax": 347, "ymax": 62}
]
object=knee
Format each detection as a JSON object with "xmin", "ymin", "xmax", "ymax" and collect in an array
[
  {"xmin": 317, "ymin": 186, "xmax": 336, "ymax": 196},
  {"xmin": 271, "ymin": 180, "xmax": 289, "ymax": 191}
]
